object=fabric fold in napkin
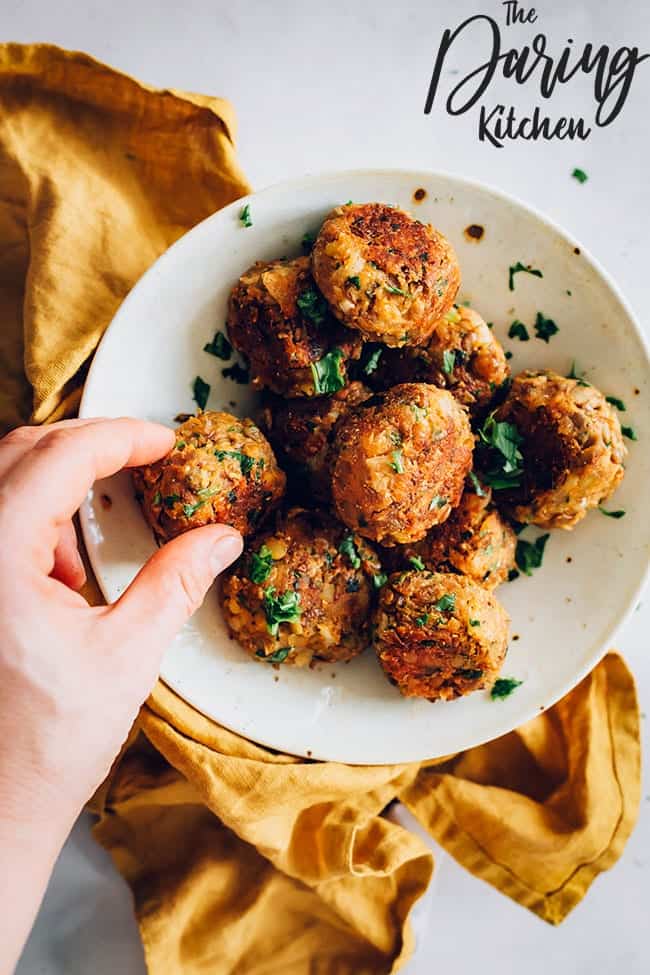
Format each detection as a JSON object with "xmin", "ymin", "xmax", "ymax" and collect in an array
[{"xmin": 0, "ymin": 44, "xmax": 642, "ymax": 975}]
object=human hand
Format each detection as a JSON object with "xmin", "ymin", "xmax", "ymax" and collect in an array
[{"xmin": 0, "ymin": 418, "xmax": 242, "ymax": 830}]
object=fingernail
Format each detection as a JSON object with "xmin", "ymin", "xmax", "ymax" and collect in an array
[{"xmin": 210, "ymin": 531, "xmax": 243, "ymax": 574}]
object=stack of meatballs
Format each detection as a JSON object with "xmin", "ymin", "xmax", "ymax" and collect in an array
[{"xmin": 134, "ymin": 202, "xmax": 627, "ymax": 703}]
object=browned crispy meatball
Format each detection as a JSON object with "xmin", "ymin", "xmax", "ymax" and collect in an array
[
  {"xmin": 312, "ymin": 203, "xmax": 460, "ymax": 348},
  {"xmin": 383, "ymin": 480, "xmax": 516, "ymax": 589},
  {"xmin": 258, "ymin": 381, "xmax": 372, "ymax": 501},
  {"xmin": 331, "ymin": 383, "xmax": 474, "ymax": 546},
  {"xmin": 227, "ymin": 256, "xmax": 362, "ymax": 397},
  {"xmin": 370, "ymin": 306, "xmax": 510, "ymax": 416},
  {"xmin": 373, "ymin": 570, "xmax": 509, "ymax": 700},
  {"xmin": 491, "ymin": 370, "xmax": 626, "ymax": 530},
  {"xmin": 133, "ymin": 412, "xmax": 286, "ymax": 541},
  {"xmin": 220, "ymin": 508, "xmax": 382, "ymax": 666}
]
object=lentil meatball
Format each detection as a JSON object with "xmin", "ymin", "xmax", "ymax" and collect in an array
[
  {"xmin": 331, "ymin": 383, "xmax": 474, "ymax": 546},
  {"xmin": 220, "ymin": 508, "xmax": 382, "ymax": 666},
  {"xmin": 226, "ymin": 256, "xmax": 362, "ymax": 397},
  {"xmin": 373, "ymin": 570, "xmax": 510, "ymax": 700},
  {"xmin": 312, "ymin": 203, "xmax": 460, "ymax": 348},
  {"xmin": 370, "ymin": 306, "xmax": 510, "ymax": 416},
  {"xmin": 258, "ymin": 380, "xmax": 372, "ymax": 501},
  {"xmin": 133, "ymin": 411, "xmax": 286, "ymax": 542},
  {"xmin": 383, "ymin": 480, "xmax": 516, "ymax": 589},
  {"xmin": 491, "ymin": 370, "xmax": 626, "ymax": 530}
]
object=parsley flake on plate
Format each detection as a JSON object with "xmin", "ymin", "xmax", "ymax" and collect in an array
[
  {"xmin": 372, "ymin": 573, "xmax": 388, "ymax": 590},
  {"xmin": 567, "ymin": 361, "xmax": 590, "ymax": 387},
  {"xmin": 409, "ymin": 555, "xmax": 425, "ymax": 571},
  {"xmin": 622, "ymin": 425, "xmax": 637, "ymax": 441},
  {"xmin": 572, "ymin": 168, "xmax": 588, "ymax": 184},
  {"xmin": 203, "ymin": 330, "xmax": 232, "ymax": 360},
  {"xmin": 192, "ymin": 375, "xmax": 210, "ymax": 410},
  {"xmin": 508, "ymin": 262, "xmax": 543, "ymax": 291},
  {"xmin": 599, "ymin": 507, "xmax": 626, "ymax": 519},
  {"xmin": 262, "ymin": 586, "xmax": 301, "ymax": 635},
  {"xmin": 534, "ymin": 312, "xmax": 559, "ymax": 343},
  {"xmin": 222, "ymin": 361, "xmax": 250, "ymax": 384},
  {"xmin": 605, "ymin": 395, "xmax": 626, "ymax": 412},
  {"xmin": 515, "ymin": 533, "xmax": 550, "ymax": 575},
  {"xmin": 491, "ymin": 677, "xmax": 523, "ymax": 700},
  {"xmin": 363, "ymin": 347, "xmax": 383, "ymax": 376},
  {"xmin": 508, "ymin": 320, "xmax": 529, "ymax": 341},
  {"xmin": 311, "ymin": 348, "xmax": 345, "ymax": 394},
  {"xmin": 433, "ymin": 593, "xmax": 456, "ymax": 613},
  {"xmin": 390, "ymin": 449, "xmax": 404, "ymax": 473},
  {"xmin": 239, "ymin": 203, "xmax": 253, "ymax": 228},
  {"xmin": 256, "ymin": 647, "xmax": 290, "ymax": 664},
  {"xmin": 301, "ymin": 231, "xmax": 316, "ymax": 253}
]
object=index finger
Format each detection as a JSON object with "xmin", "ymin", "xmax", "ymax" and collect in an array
[{"xmin": 1, "ymin": 417, "xmax": 175, "ymax": 527}]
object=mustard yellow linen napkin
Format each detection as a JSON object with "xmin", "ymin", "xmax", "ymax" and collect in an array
[{"xmin": 0, "ymin": 43, "xmax": 642, "ymax": 975}]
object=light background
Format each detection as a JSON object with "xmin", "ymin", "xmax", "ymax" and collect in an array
[{"xmin": 5, "ymin": 1, "xmax": 649, "ymax": 972}]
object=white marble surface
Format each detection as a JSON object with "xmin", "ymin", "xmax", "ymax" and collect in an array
[{"xmin": 5, "ymin": 0, "xmax": 650, "ymax": 971}]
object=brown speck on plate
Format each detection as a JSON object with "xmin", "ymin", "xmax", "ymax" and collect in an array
[
  {"xmin": 566, "ymin": 556, "xmax": 573, "ymax": 563},
  {"xmin": 464, "ymin": 223, "xmax": 485, "ymax": 242},
  {"xmin": 413, "ymin": 187, "xmax": 427, "ymax": 202},
  {"xmin": 229, "ymin": 400, "xmax": 236, "ymax": 408},
  {"xmin": 306, "ymin": 749, "xmax": 312, "ymax": 758},
  {"xmin": 634, "ymin": 388, "xmax": 640, "ymax": 395},
  {"xmin": 574, "ymin": 247, "xmax": 581, "ymax": 255},
  {"xmin": 174, "ymin": 412, "xmax": 193, "ymax": 423},
  {"xmin": 100, "ymin": 494, "xmax": 112, "ymax": 510},
  {"xmin": 273, "ymin": 675, "xmax": 279, "ymax": 683},
  {"xmin": 512, "ymin": 634, "xmax": 520, "ymax": 641}
]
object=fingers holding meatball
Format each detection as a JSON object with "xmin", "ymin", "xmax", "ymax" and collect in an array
[
  {"xmin": 220, "ymin": 508, "xmax": 382, "ymax": 666},
  {"xmin": 258, "ymin": 380, "xmax": 372, "ymax": 502},
  {"xmin": 486, "ymin": 370, "xmax": 626, "ymax": 530},
  {"xmin": 369, "ymin": 306, "xmax": 510, "ymax": 417},
  {"xmin": 133, "ymin": 411, "xmax": 286, "ymax": 542},
  {"xmin": 312, "ymin": 203, "xmax": 460, "ymax": 348},
  {"xmin": 227, "ymin": 256, "xmax": 362, "ymax": 397},
  {"xmin": 373, "ymin": 570, "xmax": 510, "ymax": 700},
  {"xmin": 383, "ymin": 480, "xmax": 516, "ymax": 589},
  {"xmin": 331, "ymin": 383, "xmax": 474, "ymax": 547}
]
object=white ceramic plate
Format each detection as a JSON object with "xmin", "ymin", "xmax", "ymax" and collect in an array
[{"xmin": 80, "ymin": 169, "xmax": 650, "ymax": 764}]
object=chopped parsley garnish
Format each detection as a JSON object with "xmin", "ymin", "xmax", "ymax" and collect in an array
[
  {"xmin": 192, "ymin": 375, "xmax": 210, "ymax": 410},
  {"xmin": 384, "ymin": 283, "xmax": 408, "ymax": 296},
  {"xmin": 262, "ymin": 586, "xmax": 301, "ymax": 635},
  {"xmin": 599, "ymin": 507, "xmax": 626, "ymax": 519},
  {"xmin": 429, "ymin": 495, "xmax": 448, "ymax": 510},
  {"xmin": 469, "ymin": 619, "xmax": 481, "ymax": 627},
  {"xmin": 442, "ymin": 349, "xmax": 456, "ymax": 375},
  {"xmin": 183, "ymin": 500, "xmax": 204, "ymax": 517},
  {"xmin": 515, "ymin": 533, "xmax": 550, "ymax": 575},
  {"xmin": 415, "ymin": 613, "xmax": 429, "ymax": 627},
  {"xmin": 363, "ymin": 347, "xmax": 383, "ymax": 375},
  {"xmin": 346, "ymin": 275, "xmax": 361, "ymax": 289},
  {"xmin": 297, "ymin": 287, "xmax": 328, "ymax": 326},
  {"xmin": 339, "ymin": 535, "xmax": 361, "ymax": 569},
  {"xmin": 491, "ymin": 677, "xmax": 523, "ymax": 700},
  {"xmin": 162, "ymin": 494, "xmax": 181, "ymax": 508},
  {"xmin": 456, "ymin": 668, "xmax": 483, "ymax": 679},
  {"xmin": 390, "ymin": 449, "xmax": 404, "ymax": 473},
  {"xmin": 534, "ymin": 312, "xmax": 559, "ymax": 343},
  {"xmin": 152, "ymin": 490, "xmax": 162, "ymax": 505},
  {"xmin": 477, "ymin": 412, "xmax": 524, "ymax": 489},
  {"xmin": 409, "ymin": 555, "xmax": 425, "ymax": 571},
  {"xmin": 567, "ymin": 361, "xmax": 590, "ymax": 387},
  {"xmin": 410, "ymin": 403, "xmax": 427, "ymax": 420},
  {"xmin": 622, "ymin": 425, "xmax": 637, "ymax": 441},
  {"xmin": 256, "ymin": 647, "xmax": 290, "ymax": 664},
  {"xmin": 175, "ymin": 441, "xmax": 186, "ymax": 450},
  {"xmin": 249, "ymin": 544, "xmax": 273, "ymax": 584},
  {"xmin": 572, "ymin": 168, "xmax": 588, "ymax": 184},
  {"xmin": 469, "ymin": 471, "xmax": 487, "ymax": 497},
  {"xmin": 222, "ymin": 361, "xmax": 250, "ymax": 384},
  {"xmin": 433, "ymin": 593, "xmax": 456, "ymax": 613},
  {"xmin": 505, "ymin": 351, "xmax": 513, "ymax": 360},
  {"xmin": 239, "ymin": 203, "xmax": 253, "ymax": 228},
  {"xmin": 311, "ymin": 348, "xmax": 345, "ymax": 394},
  {"xmin": 204, "ymin": 330, "xmax": 232, "ymax": 360},
  {"xmin": 215, "ymin": 449, "xmax": 255, "ymax": 477},
  {"xmin": 301, "ymin": 231, "xmax": 316, "ymax": 253},
  {"xmin": 508, "ymin": 262, "xmax": 543, "ymax": 291},
  {"xmin": 508, "ymin": 320, "xmax": 529, "ymax": 341},
  {"xmin": 372, "ymin": 573, "xmax": 388, "ymax": 590},
  {"xmin": 605, "ymin": 395, "xmax": 626, "ymax": 412}
]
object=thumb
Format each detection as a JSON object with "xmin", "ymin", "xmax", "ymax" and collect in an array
[{"xmin": 107, "ymin": 524, "xmax": 243, "ymax": 651}]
